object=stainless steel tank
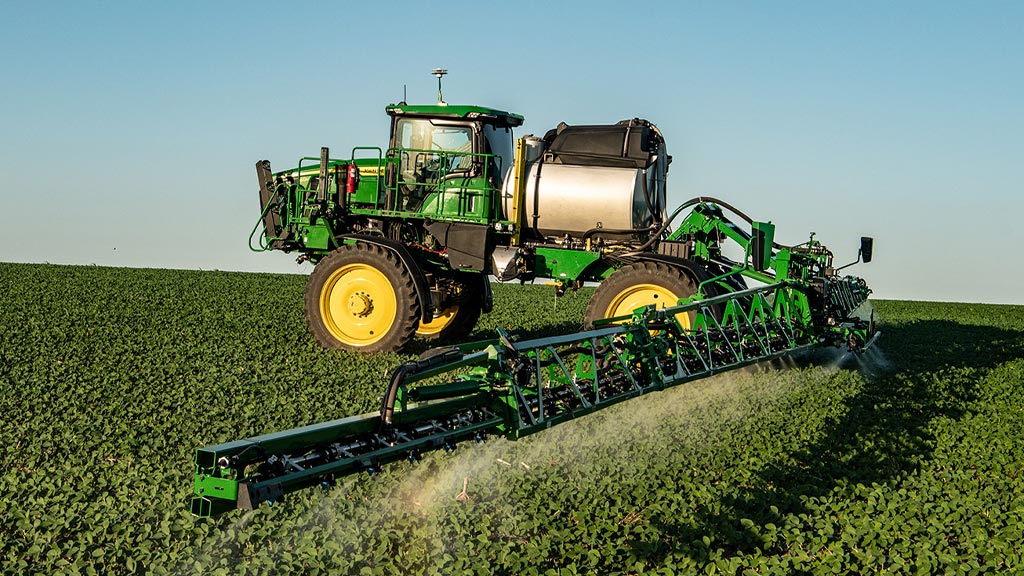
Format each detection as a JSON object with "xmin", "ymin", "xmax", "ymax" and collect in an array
[
  {"xmin": 502, "ymin": 119, "xmax": 669, "ymax": 240},
  {"xmin": 502, "ymin": 163, "xmax": 651, "ymax": 237}
]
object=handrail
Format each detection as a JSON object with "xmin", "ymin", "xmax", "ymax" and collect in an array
[{"xmin": 385, "ymin": 147, "xmax": 498, "ymax": 216}]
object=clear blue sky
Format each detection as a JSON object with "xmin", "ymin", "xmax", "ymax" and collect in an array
[{"xmin": 1, "ymin": 1, "xmax": 1021, "ymax": 304}]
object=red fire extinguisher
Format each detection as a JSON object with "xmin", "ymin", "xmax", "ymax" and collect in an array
[{"xmin": 345, "ymin": 163, "xmax": 359, "ymax": 195}]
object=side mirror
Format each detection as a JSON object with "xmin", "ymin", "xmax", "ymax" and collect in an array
[{"xmin": 860, "ymin": 237, "xmax": 874, "ymax": 263}]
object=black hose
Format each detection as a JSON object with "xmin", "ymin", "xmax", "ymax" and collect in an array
[
  {"xmin": 379, "ymin": 348, "xmax": 465, "ymax": 429},
  {"xmin": 689, "ymin": 196, "xmax": 754, "ymax": 225},
  {"xmin": 640, "ymin": 172, "xmax": 659, "ymax": 227},
  {"xmin": 630, "ymin": 200, "xmax": 698, "ymax": 252},
  {"xmin": 685, "ymin": 196, "xmax": 793, "ymax": 249},
  {"xmin": 631, "ymin": 196, "xmax": 793, "ymax": 253},
  {"xmin": 379, "ymin": 362, "xmax": 416, "ymax": 429}
]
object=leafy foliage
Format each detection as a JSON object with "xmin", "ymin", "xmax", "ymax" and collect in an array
[{"xmin": 1, "ymin": 263, "xmax": 1022, "ymax": 574}]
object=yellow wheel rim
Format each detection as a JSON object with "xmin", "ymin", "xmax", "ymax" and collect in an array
[
  {"xmin": 319, "ymin": 263, "xmax": 397, "ymax": 347},
  {"xmin": 605, "ymin": 283, "xmax": 691, "ymax": 329},
  {"xmin": 416, "ymin": 305, "xmax": 460, "ymax": 336}
]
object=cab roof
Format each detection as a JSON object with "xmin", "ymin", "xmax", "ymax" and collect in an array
[{"xmin": 385, "ymin": 103, "xmax": 524, "ymax": 128}]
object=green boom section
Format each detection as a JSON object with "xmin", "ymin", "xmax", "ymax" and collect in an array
[{"xmin": 191, "ymin": 272, "xmax": 876, "ymax": 517}]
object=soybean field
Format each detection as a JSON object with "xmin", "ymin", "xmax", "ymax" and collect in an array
[{"xmin": 1, "ymin": 262, "xmax": 1022, "ymax": 575}]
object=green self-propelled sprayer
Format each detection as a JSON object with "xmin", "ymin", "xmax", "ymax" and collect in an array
[
  {"xmin": 196, "ymin": 72, "xmax": 877, "ymax": 517},
  {"xmin": 195, "ymin": 201, "xmax": 876, "ymax": 517}
]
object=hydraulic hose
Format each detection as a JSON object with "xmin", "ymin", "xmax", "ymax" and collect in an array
[
  {"xmin": 379, "ymin": 348, "xmax": 465, "ymax": 429},
  {"xmin": 605, "ymin": 196, "xmax": 793, "ymax": 265},
  {"xmin": 684, "ymin": 196, "xmax": 794, "ymax": 250},
  {"xmin": 635, "ymin": 196, "xmax": 793, "ymax": 253},
  {"xmin": 640, "ymin": 174, "xmax": 659, "ymax": 227}
]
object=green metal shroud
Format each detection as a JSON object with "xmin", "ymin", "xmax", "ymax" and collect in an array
[{"xmin": 191, "ymin": 271, "xmax": 876, "ymax": 518}]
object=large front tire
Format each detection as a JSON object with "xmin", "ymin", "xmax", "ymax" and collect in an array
[
  {"xmin": 584, "ymin": 262, "xmax": 701, "ymax": 329},
  {"xmin": 304, "ymin": 243, "xmax": 420, "ymax": 353}
]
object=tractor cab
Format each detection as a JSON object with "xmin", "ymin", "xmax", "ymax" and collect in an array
[{"xmin": 383, "ymin": 104, "xmax": 523, "ymax": 217}]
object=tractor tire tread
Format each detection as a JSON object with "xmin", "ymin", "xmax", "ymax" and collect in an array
[
  {"xmin": 303, "ymin": 242, "xmax": 420, "ymax": 353},
  {"xmin": 584, "ymin": 261, "xmax": 701, "ymax": 329}
]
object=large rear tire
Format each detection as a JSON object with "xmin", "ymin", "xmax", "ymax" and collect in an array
[
  {"xmin": 416, "ymin": 274, "xmax": 483, "ymax": 342},
  {"xmin": 304, "ymin": 243, "xmax": 420, "ymax": 353},
  {"xmin": 584, "ymin": 262, "xmax": 701, "ymax": 329}
]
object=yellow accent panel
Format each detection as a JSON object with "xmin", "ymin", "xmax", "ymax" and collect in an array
[{"xmin": 510, "ymin": 137, "xmax": 528, "ymax": 246}]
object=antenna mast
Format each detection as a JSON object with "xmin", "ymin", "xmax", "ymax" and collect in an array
[{"xmin": 431, "ymin": 68, "xmax": 448, "ymax": 104}]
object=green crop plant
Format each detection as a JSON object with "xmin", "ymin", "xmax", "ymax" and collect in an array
[{"xmin": 1, "ymin": 262, "xmax": 1022, "ymax": 574}]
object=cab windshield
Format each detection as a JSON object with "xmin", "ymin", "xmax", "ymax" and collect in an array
[{"xmin": 396, "ymin": 119, "xmax": 473, "ymax": 173}]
